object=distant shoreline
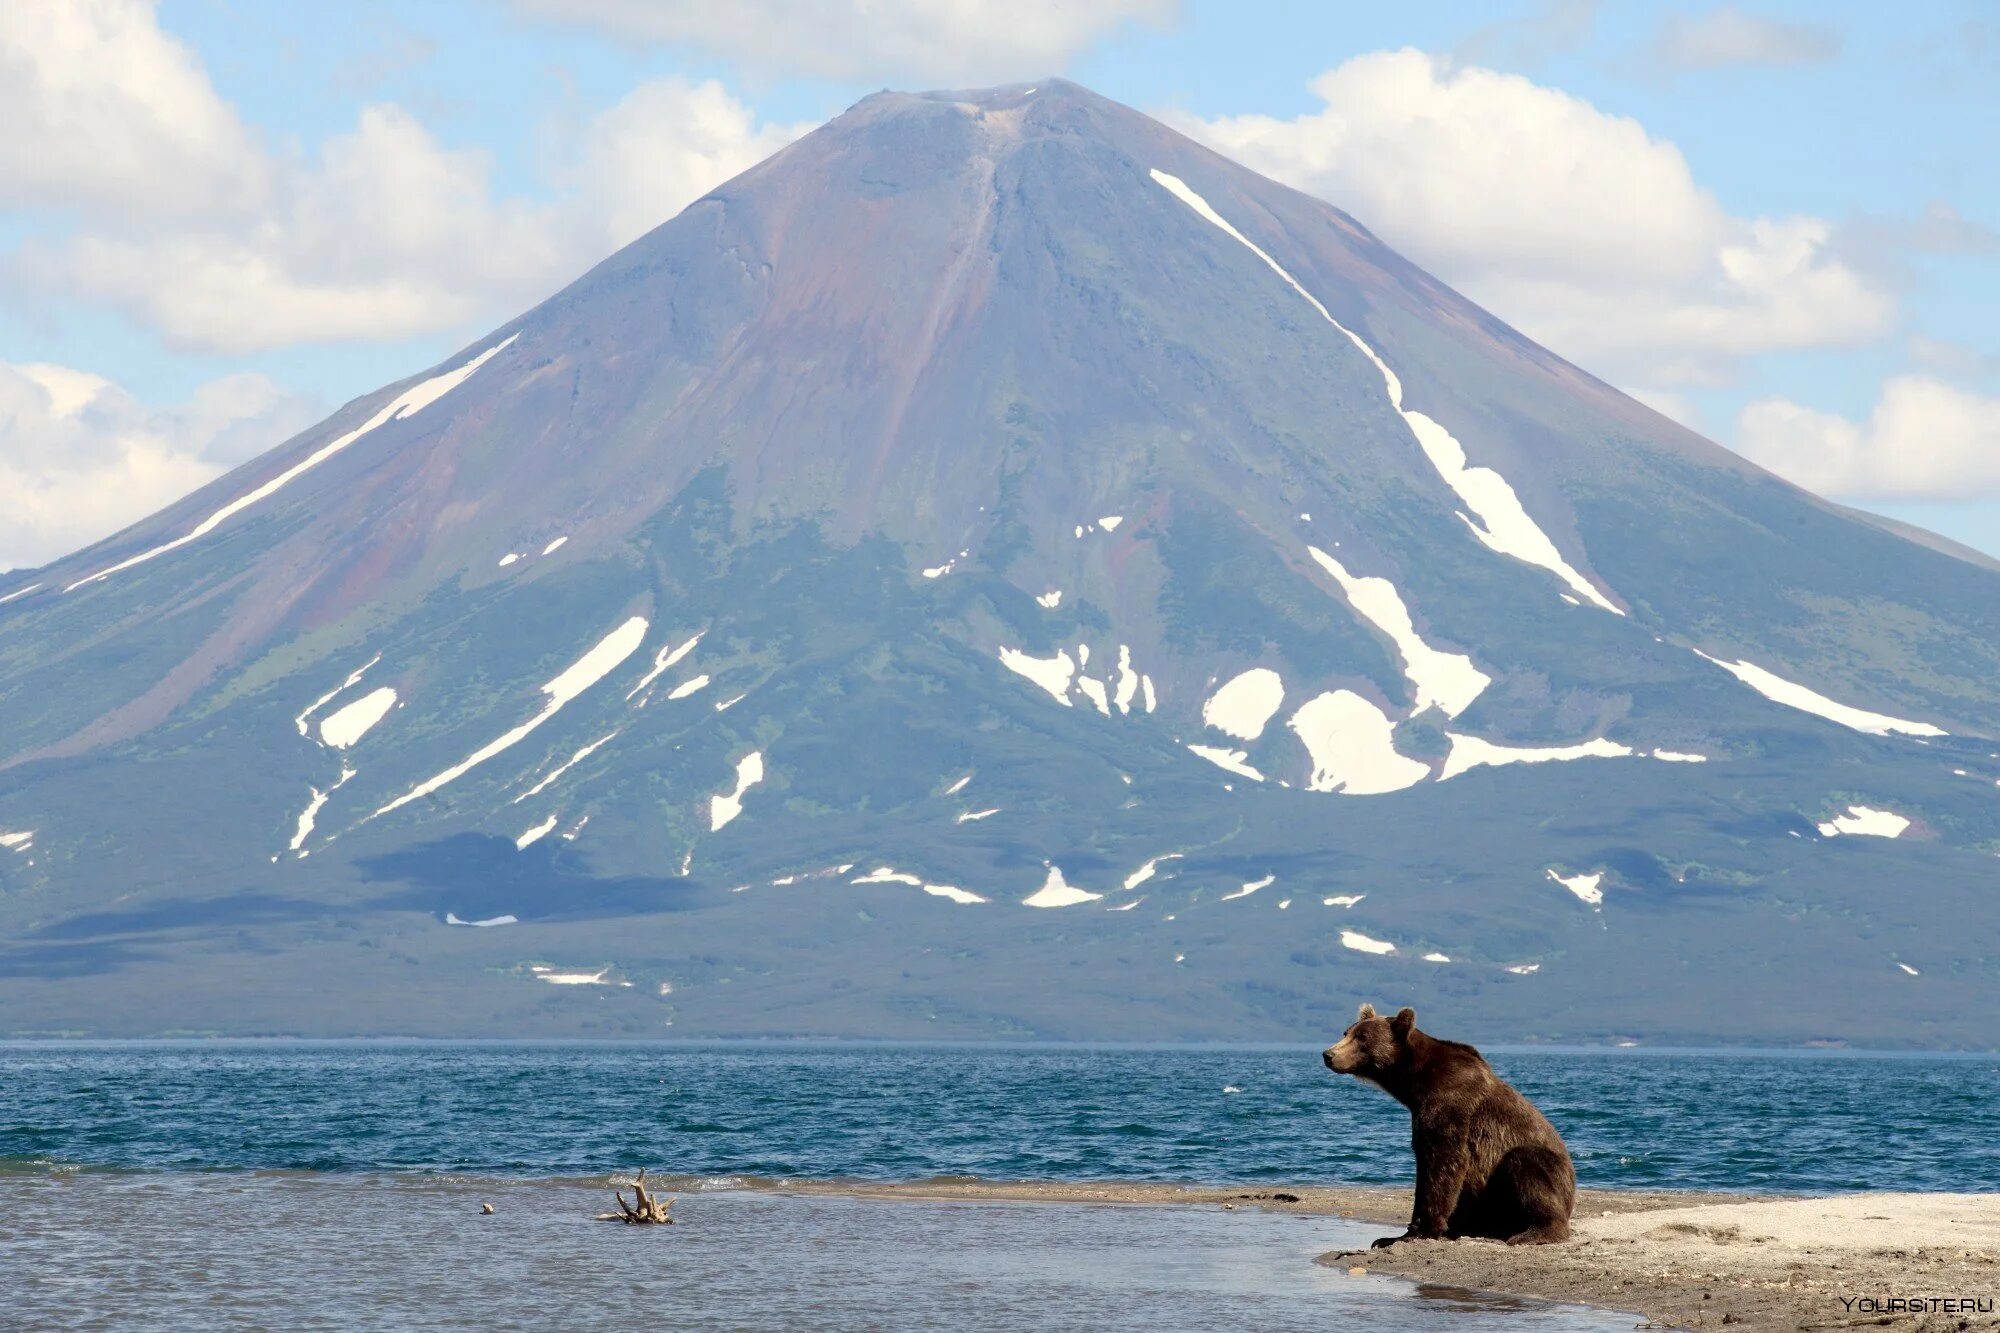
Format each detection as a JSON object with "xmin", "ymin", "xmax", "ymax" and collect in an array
[
  {"xmin": 753, "ymin": 1179, "xmax": 2000, "ymax": 1331},
  {"xmin": 4, "ymin": 1035, "xmax": 1997, "ymax": 1056}
]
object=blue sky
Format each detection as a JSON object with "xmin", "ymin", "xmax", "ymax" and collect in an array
[{"xmin": 1, "ymin": 0, "xmax": 1995, "ymax": 568}]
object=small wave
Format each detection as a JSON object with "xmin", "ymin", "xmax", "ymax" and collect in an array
[
  {"xmin": 0, "ymin": 1155, "xmax": 145, "ymax": 1178},
  {"xmin": 2, "ymin": 1047, "xmax": 1990, "ymax": 1194},
  {"xmin": 1102, "ymin": 1123, "xmax": 1168, "ymax": 1139}
]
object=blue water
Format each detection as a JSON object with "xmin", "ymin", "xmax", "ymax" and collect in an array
[{"xmin": 4, "ymin": 1042, "xmax": 1995, "ymax": 1192}]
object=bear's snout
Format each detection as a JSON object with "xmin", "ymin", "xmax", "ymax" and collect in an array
[{"xmin": 1322, "ymin": 1037, "xmax": 1359, "ymax": 1073}]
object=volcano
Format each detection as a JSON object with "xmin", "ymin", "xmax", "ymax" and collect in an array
[{"xmin": 3, "ymin": 81, "xmax": 1996, "ymax": 1045}]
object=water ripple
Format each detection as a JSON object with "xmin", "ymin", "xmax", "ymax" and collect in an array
[{"xmin": 0, "ymin": 1043, "xmax": 1994, "ymax": 1192}]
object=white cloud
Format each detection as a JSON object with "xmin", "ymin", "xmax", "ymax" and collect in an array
[
  {"xmin": 510, "ymin": 0, "xmax": 1173, "ymax": 83},
  {"xmin": 0, "ymin": 361, "xmax": 322, "ymax": 570},
  {"xmin": 0, "ymin": 10, "xmax": 817, "ymax": 567},
  {"xmin": 20, "ymin": 104, "xmax": 582, "ymax": 354},
  {"xmin": 0, "ymin": 0, "xmax": 269, "ymax": 218},
  {"xmin": 1624, "ymin": 386, "xmax": 1702, "ymax": 430},
  {"xmin": 1164, "ymin": 50, "xmax": 1892, "ymax": 391},
  {"xmin": 1735, "ymin": 375, "xmax": 2000, "ymax": 501},
  {"xmin": 1, "ymin": 2, "xmax": 811, "ymax": 354},
  {"xmin": 1654, "ymin": 7, "xmax": 1840, "ymax": 70},
  {"xmin": 564, "ymin": 78, "xmax": 815, "ymax": 252},
  {"xmin": 12, "ymin": 79, "xmax": 807, "ymax": 352}
]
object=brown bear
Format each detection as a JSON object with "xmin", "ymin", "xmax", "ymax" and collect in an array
[{"xmin": 1323, "ymin": 1003, "xmax": 1574, "ymax": 1247}]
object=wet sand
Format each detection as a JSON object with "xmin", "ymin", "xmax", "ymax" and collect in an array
[{"xmin": 764, "ymin": 1180, "xmax": 2000, "ymax": 1330}]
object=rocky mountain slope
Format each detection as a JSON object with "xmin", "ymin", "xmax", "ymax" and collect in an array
[{"xmin": 2, "ymin": 80, "xmax": 1995, "ymax": 1044}]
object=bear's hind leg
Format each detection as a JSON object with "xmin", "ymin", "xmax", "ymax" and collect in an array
[
  {"xmin": 1489, "ymin": 1146, "xmax": 1573, "ymax": 1246},
  {"xmin": 1504, "ymin": 1221, "xmax": 1570, "ymax": 1246}
]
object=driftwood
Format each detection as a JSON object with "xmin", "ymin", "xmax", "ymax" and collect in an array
[{"xmin": 596, "ymin": 1169, "xmax": 675, "ymax": 1224}]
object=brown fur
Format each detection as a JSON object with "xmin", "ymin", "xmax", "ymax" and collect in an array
[{"xmin": 1323, "ymin": 1003, "xmax": 1574, "ymax": 1247}]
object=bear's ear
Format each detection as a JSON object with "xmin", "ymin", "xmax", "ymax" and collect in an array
[
  {"xmin": 1392, "ymin": 1007, "xmax": 1416, "ymax": 1036},
  {"xmin": 1356, "ymin": 1003, "xmax": 1377, "ymax": 1021}
]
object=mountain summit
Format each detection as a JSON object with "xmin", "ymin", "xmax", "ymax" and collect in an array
[{"xmin": 3, "ymin": 81, "xmax": 1995, "ymax": 1044}]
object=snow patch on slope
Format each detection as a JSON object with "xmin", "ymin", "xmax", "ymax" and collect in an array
[
  {"xmin": 1341, "ymin": 930, "xmax": 1396, "ymax": 955},
  {"xmin": 1547, "ymin": 868, "xmax": 1605, "ymax": 906},
  {"xmin": 1203, "ymin": 668, "xmax": 1285, "ymax": 740},
  {"xmin": 286, "ymin": 764, "xmax": 355, "ymax": 856},
  {"xmin": 708, "ymin": 752, "xmax": 765, "ymax": 832},
  {"xmin": 1694, "ymin": 651, "xmax": 1946, "ymax": 738},
  {"xmin": 998, "ymin": 646, "xmax": 1075, "ymax": 705},
  {"xmin": 1440, "ymin": 734, "xmax": 1634, "ymax": 781},
  {"xmin": 288, "ymin": 788, "xmax": 329, "ymax": 853},
  {"xmin": 852, "ymin": 867, "xmax": 922, "ymax": 885},
  {"xmin": 319, "ymin": 686, "xmax": 396, "ymax": 749},
  {"xmin": 1817, "ymin": 805, "xmax": 1911, "ymax": 839},
  {"xmin": 923, "ymin": 884, "xmax": 986, "ymax": 905},
  {"xmin": 667, "ymin": 674, "xmax": 711, "ymax": 700},
  {"xmin": 532, "ymin": 966, "xmax": 624, "ymax": 987},
  {"xmin": 1306, "ymin": 547, "xmax": 1488, "ymax": 717},
  {"xmin": 1288, "ymin": 691, "xmax": 1428, "ymax": 794},
  {"xmin": 69, "ymin": 337, "xmax": 516, "ymax": 591},
  {"xmin": 1223, "ymin": 874, "xmax": 1275, "ymax": 901},
  {"xmin": 294, "ymin": 654, "xmax": 380, "ymax": 737},
  {"xmin": 627, "ymin": 632, "xmax": 703, "ymax": 702},
  {"xmin": 1186, "ymin": 744, "xmax": 1264, "ymax": 781},
  {"xmin": 1113, "ymin": 645, "xmax": 1140, "ymax": 714},
  {"xmin": 1149, "ymin": 169, "xmax": 1618, "ymax": 614},
  {"xmin": 375, "ymin": 616, "xmax": 648, "ymax": 816},
  {"xmin": 517, "ymin": 731, "xmax": 618, "ymax": 803},
  {"xmin": 1022, "ymin": 865, "xmax": 1101, "ymax": 908},
  {"xmin": 1124, "ymin": 853, "xmax": 1182, "ymax": 890}
]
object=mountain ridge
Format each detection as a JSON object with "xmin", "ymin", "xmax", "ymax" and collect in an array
[{"xmin": 1, "ymin": 79, "xmax": 1995, "ymax": 1045}]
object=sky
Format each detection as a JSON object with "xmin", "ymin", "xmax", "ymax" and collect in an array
[{"xmin": 1, "ymin": 0, "xmax": 1996, "ymax": 570}]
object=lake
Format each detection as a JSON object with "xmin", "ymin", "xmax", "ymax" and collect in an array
[{"xmin": 3, "ymin": 1042, "xmax": 1993, "ymax": 1329}]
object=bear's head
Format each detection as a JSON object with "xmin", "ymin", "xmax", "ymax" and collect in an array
[{"xmin": 1322, "ymin": 1002, "xmax": 1416, "ymax": 1081}]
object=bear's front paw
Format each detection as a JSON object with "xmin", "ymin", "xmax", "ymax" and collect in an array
[{"xmin": 1369, "ymin": 1233, "xmax": 1407, "ymax": 1249}]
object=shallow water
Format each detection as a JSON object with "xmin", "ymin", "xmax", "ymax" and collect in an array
[
  {"xmin": 3, "ymin": 1042, "xmax": 1994, "ymax": 1191},
  {"xmin": 5, "ymin": 1042, "xmax": 1993, "ymax": 1329},
  {"xmin": 0, "ymin": 1172, "xmax": 1637, "ymax": 1331}
]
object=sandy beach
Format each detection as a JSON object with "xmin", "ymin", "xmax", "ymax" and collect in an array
[{"xmin": 766, "ymin": 1180, "xmax": 2000, "ymax": 1331}]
